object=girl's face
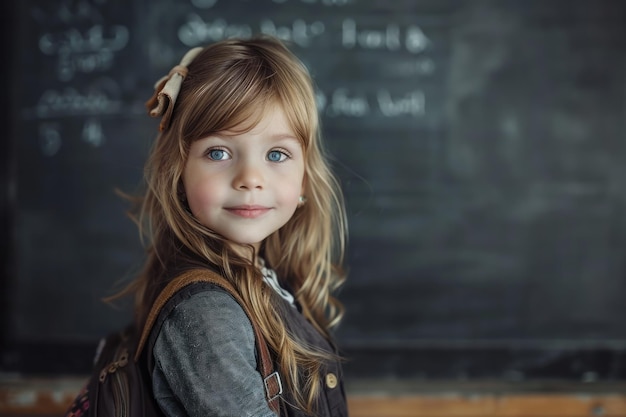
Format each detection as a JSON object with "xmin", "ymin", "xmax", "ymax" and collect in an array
[{"xmin": 182, "ymin": 104, "xmax": 305, "ymax": 253}]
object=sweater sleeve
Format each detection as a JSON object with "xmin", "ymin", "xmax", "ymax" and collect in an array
[{"xmin": 151, "ymin": 289, "xmax": 276, "ymax": 417}]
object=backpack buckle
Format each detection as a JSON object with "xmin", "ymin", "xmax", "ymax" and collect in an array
[{"xmin": 264, "ymin": 371, "xmax": 283, "ymax": 401}]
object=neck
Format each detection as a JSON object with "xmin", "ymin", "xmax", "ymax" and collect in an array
[{"xmin": 227, "ymin": 241, "xmax": 262, "ymax": 268}]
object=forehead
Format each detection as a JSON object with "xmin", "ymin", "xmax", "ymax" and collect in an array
[{"xmin": 221, "ymin": 102, "xmax": 296, "ymax": 138}]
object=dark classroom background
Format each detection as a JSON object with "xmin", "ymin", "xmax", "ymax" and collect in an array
[{"xmin": 2, "ymin": 0, "xmax": 626, "ymax": 382}]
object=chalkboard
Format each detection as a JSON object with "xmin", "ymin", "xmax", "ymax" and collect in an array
[{"xmin": 3, "ymin": 0, "xmax": 626, "ymax": 381}]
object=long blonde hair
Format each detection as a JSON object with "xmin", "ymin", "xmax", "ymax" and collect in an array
[{"xmin": 127, "ymin": 36, "xmax": 347, "ymax": 413}]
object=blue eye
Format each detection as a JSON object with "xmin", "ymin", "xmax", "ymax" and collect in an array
[
  {"xmin": 207, "ymin": 149, "xmax": 230, "ymax": 160},
  {"xmin": 267, "ymin": 150, "xmax": 287, "ymax": 162}
]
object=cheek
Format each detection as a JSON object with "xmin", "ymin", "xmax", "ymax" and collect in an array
[
  {"xmin": 183, "ymin": 177, "xmax": 220, "ymax": 218},
  {"xmin": 277, "ymin": 179, "xmax": 304, "ymax": 207}
]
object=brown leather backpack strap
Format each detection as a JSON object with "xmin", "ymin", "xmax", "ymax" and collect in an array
[{"xmin": 134, "ymin": 268, "xmax": 282, "ymax": 413}]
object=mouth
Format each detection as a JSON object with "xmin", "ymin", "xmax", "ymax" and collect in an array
[{"xmin": 225, "ymin": 205, "xmax": 271, "ymax": 219}]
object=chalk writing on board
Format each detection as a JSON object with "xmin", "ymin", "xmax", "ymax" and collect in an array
[
  {"xmin": 384, "ymin": 58, "xmax": 436, "ymax": 77},
  {"xmin": 190, "ymin": 0, "xmax": 352, "ymax": 7},
  {"xmin": 39, "ymin": 25, "xmax": 129, "ymax": 81},
  {"xmin": 342, "ymin": 19, "xmax": 430, "ymax": 54},
  {"xmin": 377, "ymin": 90, "xmax": 425, "ymax": 117},
  {"xmin": 39, "ymin": 123, "xmax": 62, "ymax": 157},
  {"xmin": 178, "ymin": 15, "xmax": 326, "ymax": 47},
  {"xmin": 324, "ymin": 88, "xmax": 369, "ymax": 117},
  {"xmin": 39, "ymin": 25, "xmax": 128, "ymax": 55},
  {"xmin": 37, "ymin": 118, "xmax": 105, "ymax": 156},
  {"xmin": 36, "ymin": 88, "xmax": 121, "ymax": 118},
  {"xmin": 318, "ymin": 88, "xmax": 426, "ymax": 118},
  {"xmin": 178, "ymin": 16, "xmax": 250, "ymax": 44},
  {"xmin": 32, "ymin": 0, "xmax": 104, "ymax": 24},
  {"xmin": 259, "ymin": 19, "xmax": 326, "ymax": 46},
  {"xmin": 82, "ymin": 118, "xmax": 105, "ymax": 147},
  {"xmin": 57, "ymin": 50, "xmax": 116, "ymax": 81},
  {"xmin": 178, "ymin": 15, "xmax": 431, "ymax": 54}
]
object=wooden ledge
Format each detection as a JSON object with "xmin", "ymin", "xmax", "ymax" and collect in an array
[
  {"xmin": 348, "ymin": 394, "xmax": 626, "ymax": 417},
  {"xmin": 2, "ymin": 376, "xmax": 626, "ymax": 416},
  {"xmin": 346, "ymin": 380, "xmax": 626, "ymax": 417}
]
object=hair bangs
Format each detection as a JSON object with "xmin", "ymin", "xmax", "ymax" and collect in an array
[
  {"xmin": 276, "ymin": 78, "xmax": 317, "ymax": 152},
  {"xmin": 177, "ymin": 55, "xmax": 283, "ymax": 143}
]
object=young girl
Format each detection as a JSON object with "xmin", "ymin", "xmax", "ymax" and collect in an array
[{"xmin": 128, "ymin": 36, "xmax": 349, "ymax": 416}]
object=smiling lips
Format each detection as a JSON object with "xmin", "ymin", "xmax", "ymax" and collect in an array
[{"xmin": 225, "ymin": 205, "xmax": 271, "ymax": 218}]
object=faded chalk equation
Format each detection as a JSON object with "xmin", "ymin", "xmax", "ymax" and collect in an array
[
  {"xmin": 30, "ymin": 78, "xmax": 123, "ymax": 156},
  {"xmin": 39, "ymin": 24, "xmax": 129, "ymax": 81},
  {"xmin": 318, "ymin": 88, "xmax": 426, "ymax": 118},
  {"xmin": 26, "ymin": 0, "xmax": 442, "ymax": 157},
  {"xmin": 38, "ymin": 118, "xmax": 106, "ymax": 157},
  {"xmin": 29, "ymin": 0, "xmax": 130, "ymax": 156},
  {"xmin": 177, "ymin": 14, "xmax": 431, "ymax": 55}
]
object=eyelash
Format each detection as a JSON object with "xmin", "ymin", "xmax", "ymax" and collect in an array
[
  {"xmin": 205, "ymin": 147, "xmax": 230, "ymax": 161},
  {"xmin": 268, "ymin": 148, "xmax": 292, "ymax": 162},
  {"xmin": 204, "ymin": 147, "xmax": 293, "ymax": 161}
]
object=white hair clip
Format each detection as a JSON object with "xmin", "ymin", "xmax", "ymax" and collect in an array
[{"xmin": 145, "ymin": 47, "xmax": 204, "ymax": 132}]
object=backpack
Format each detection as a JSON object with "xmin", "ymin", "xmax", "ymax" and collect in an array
[{"xmin": 64, "ymin": 268, "xmax": 282, "ymax": 416}]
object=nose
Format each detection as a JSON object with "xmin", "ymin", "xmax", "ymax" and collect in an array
[{"xmin": 232, "ymin": 160, "xmax": 264, "ymax": 190}]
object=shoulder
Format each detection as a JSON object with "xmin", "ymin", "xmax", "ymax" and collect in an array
[
  {"xmin": 157, "ymin": 286, "xmax": 256, "ymax": 349},
  {"xmin": 151, "ymin": 287, "xmax": 276, "ymax": 416},
  {"xmin": 152, "ymin": 286, "xmax": 258, "ymax": 383}
]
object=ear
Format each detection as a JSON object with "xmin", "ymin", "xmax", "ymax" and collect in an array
[{"xmin": 300, "ymin": 173, "xmax": 307, "ymax": 195}]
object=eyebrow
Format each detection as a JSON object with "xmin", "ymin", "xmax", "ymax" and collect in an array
[
  {"xmin": 270, "ymin": 133, "xmax": 299, "ymax": 142},
  {"xmin": 207, "ymin": 132, "xmax": 299, "ymax": 143}
]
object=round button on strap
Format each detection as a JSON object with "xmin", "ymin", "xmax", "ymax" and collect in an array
[{"xmin": 325, "ymin": 372, "xmax": 338, "ymax": 389}]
